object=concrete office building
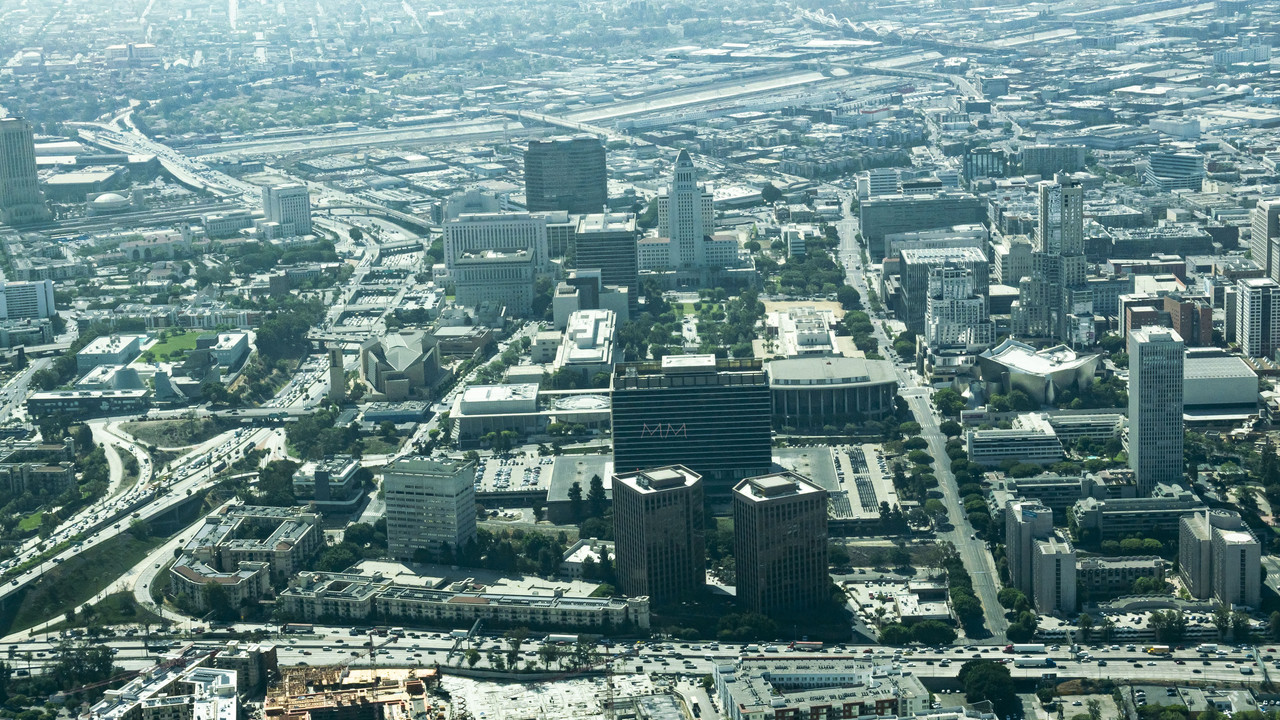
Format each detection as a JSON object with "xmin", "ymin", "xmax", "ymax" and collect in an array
[
  {"xmin": 383, "ymin": 458, "xmax": 476, "ymax": 560},
  {"xmin": 1144, "ymin": 151, "xmax": 1205, "ymax": 192},
  {"xmin": 1237, "ymin": 277, "xmax": 1280, "ymax": 358},
  {"xmin": 262, "ymin": 183, "xmax": 311, "ymax": 236},
  {"xmin": 553, "ymin": 309, "xmax": 617, "ymax": 381},
  {"xmin": 443, "ymin": 190, "xmax": 550, "ymax": 272},
  {"xmin": 1251, "ymin": 199, "xmax": 1280, "ymax": 282},
  {"xmin": 1128, "ymin": 328, "xmax": 1184, "ymax": 496},
  {"xmin": 0, "ymin": 118, "xmax": 49, "ymax": 225},
  {"xmin": 612, "ymin": 465, "xmax": 705, "ymax": 604},
  {"xmin": 1031, "ymin": 533, "xmax": 1077, "ymax": 615},
  {"xmin": 1214, "ymin": 524, "xmax": 1261, "ymax": 608},
  {"xmin": 0, "ymin": 280, "xmax": 54, "ymax": 320},
  {"xmin": 967, "ymin": 415, "xmax": 1065, "ymax": 466},
  {"xmin": 859, "ymin": 192, "xmax": 987, "ymax": 259},
  {"xmin": 656, "ymin": 150, "xmax": 716, "ymax": 269},
  {"xmin": 574, "ymin": 213, "xmax": 639, "ymax": 313},
  {"xmin": 1180, "ymin": 509, "xmax": 1261, "ymax": 608},
  {"xmin": 1071, "ymin": 487, "xmax": 1205, "ymax": 541},
  {"xmin": 524, "ymin": 136, "xmax": 607, "ymax": 214},
  {"xmin": 898, "ymin": 247, "xmax": 989, "ymax": 335},
  {"xmin": 924, "ymin": 264, "xmax": 994, "ymax": 349},
  {"xmin": 714, "ymin": 657, "xmax": 929, "ymax": 720},
  {"xmin": 611, "ymin": 355, "xmax": 772, "ymax": 494},
  {"xmin": 1005, "ymin": 498, "xmax": 1054, "ymax": 598},
  {"xmin": 733, "ymin": 472, "xmax": 829, "ymax": 615},
  {"xmin": 1077, "ymin": 556, "xmax": 1166, "ymax": 595}
]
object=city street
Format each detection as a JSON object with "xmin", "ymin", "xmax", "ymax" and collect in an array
[{"xmin": 838, "ymin": 197, "xmax": 1008, "ymax": 641}]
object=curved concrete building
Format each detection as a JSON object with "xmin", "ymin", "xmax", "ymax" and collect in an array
[{"xmin": 977, "ymin": 338, "xmax": 1099, "ymax": 404}]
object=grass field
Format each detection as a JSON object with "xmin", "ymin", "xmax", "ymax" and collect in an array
[
  {"xmin": 363, "ymin": 435, "xmax": 403, "ymax": 455},
  {"xmin": 44, "ymin": 592, "xmax": 164, "ymax": 633},
  {"xmin": 143, "ymin": 331, "xmax": 201, "ymax": 361},
  {"xmin": 122, "ymin": 417, "xmax": 235, "ymax": 448},
  {"xmin": 17, "ymin": 511, "xmax": 42, "ymax": 532},
  {"xmin": 7, "ymin": 532, "xmax": 166, "ymax": 634}
]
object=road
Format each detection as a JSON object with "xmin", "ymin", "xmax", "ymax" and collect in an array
[{"xmin": 837, "ymin": 197, "xmax": 1008, "ymax": 641}]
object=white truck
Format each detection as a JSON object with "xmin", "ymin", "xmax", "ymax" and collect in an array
[
  {"xmin": 1013, "ymin": 657, "xmax": 1056, "ymax": 668},
  {"xmin": 1196, "ymin": 644, "xmax": 1219, "ymax": 654}
]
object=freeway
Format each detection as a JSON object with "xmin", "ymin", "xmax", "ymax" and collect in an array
[
  {"xmin": 2, "ymin": 630, "xmax": 1272, "ymax": 688},
  {"xmin": 0, "ymin": 425, "xmax": 275, "ymax": 617},
  {"xmin": 836, "ymin": 197, "xmax": 1008, "ymax": 641}
]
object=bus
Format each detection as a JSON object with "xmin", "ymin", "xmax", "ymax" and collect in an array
[
  {"xmin": 1146, "ymin": 645, "xmax": 1170, "ymax": 655},
  {"xmin": 691, "ymin": 698, "xmax": 700, "ymax": 717}
]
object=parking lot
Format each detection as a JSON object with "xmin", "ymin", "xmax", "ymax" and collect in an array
[{"xmin": 474, "ymin": 454, "xmax": 555, "ymax": 494}]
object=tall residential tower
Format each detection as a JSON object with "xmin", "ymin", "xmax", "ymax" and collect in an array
[{"xmin": 1128, "ymin": 327, "xmax": 1184, "ymax": 496}]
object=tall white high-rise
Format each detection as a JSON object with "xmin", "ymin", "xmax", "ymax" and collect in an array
[
  {"xmin": 262, "ymin": 183, "xmax": 312, "ymax": 236},
  {"xmin": 0, "ymin": 118, "xmax": 49, "ymax": 226},
  {"xmin": 1128, "ymin": 327, "xmax": 1184, "ymax": 497},
  {"xmin": 1034, "ymin": 176, "xmax": 1084, "ymax": 255},
  {"xmin": 1236, "ymin": 277, "xmax": 1280, "ymax": 358},
  {"xmin": 1013, "ymin": 175, "xmax": 1089, "ymax": 343},
  {"xmin": 656, "ymin": 150, "xmax": 714, "ymax": 269},
  {"xmin": 383, "ymin": 458, "xmax": 477, "ymax": 560}
]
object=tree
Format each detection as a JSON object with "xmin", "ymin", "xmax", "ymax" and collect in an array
[
  {"xmin": 958, "ymin": 660, "xmax": 1019, "ymax": 719},
  {"xmin": 836, "ymin": 285, "xmax": 862, "ymax": 311},
  {"xmin": 879, "ymin": 623, "xmax": 912, "ymax": 645},
  {"xmin": 760, "ymin": 182, "xmax": 782, "ymax": 204},
  {"xmin": 939, "ymin": 420, "xmax": 962, "ymax": 437},
  {"xmin": 933, "ymin": 388, "xmax": 966, "ymax": 417},
  {"xmin": 910, "ymin": 620, "xmax": 957, "ymax": 645},
  {"xmin": 203, "ymin": 583, "xmax": 238, "ymax": 622},
  {"xmin": 997, "ymin": 587, "xmax": 1028, "ymax": 610},
  {"xmin": 465, "ymin": 648, "xmax": 481, "ymax": 668},
  {"xmin": 349, "ymin": 227, "xmax": 364, "ymax": 242},
  {"xmin": 586, "ymin": 475, "xmax": 608, "ymax": 518},
  {"xmin": 1214, "ymin": 606, "xmax": 1231, "ymax": 638},
  {"xmin": 1079, "ymin": 612, "xmax": 1094, "ymax": 641},
  {"xmin": 567, "ymin": 482, "xmax": 584, "ymax": 522},
  {"xmin": 1087, "ymin": 699, "xmax": 1102, "ymax": 720}
]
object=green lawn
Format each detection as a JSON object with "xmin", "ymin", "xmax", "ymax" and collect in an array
[
  {"xmin": 17, "ymin": 511, "xmax": 43, "ymax": 532},
  {"xmin": 142, "ymin": 331, "xmax": 201, "ymax": 361},
  {"xmin": 6, "ymin": 532, "xmax": 166, "ymax": 634},
  {"xmin": 44, "ymin": 592, "xmax": 164, "ymax": 633}
]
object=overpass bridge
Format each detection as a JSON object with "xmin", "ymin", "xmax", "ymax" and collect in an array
[{"xmin": 319, "ymin": 204, "xmax": 433, "ymax": 234}]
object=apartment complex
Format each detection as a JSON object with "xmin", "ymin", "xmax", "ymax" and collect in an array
[{"xmin": 1179, "ymin": 509, "xmax": 1261, "ymax": 608}]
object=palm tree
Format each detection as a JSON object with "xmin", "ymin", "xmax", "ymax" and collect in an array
[{"xmin": 1100, "ymin": 617, "xmax": 1115, "ymax": 642}]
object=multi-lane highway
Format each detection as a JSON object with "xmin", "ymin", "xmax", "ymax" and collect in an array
[{"xmin": 3, "ymin": 629, "xmax": 1272, "ymax": 688}]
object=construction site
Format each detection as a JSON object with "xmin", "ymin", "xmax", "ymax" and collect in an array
[{"xmin": 265, "ymin": 667, "xmax": 444, "ymax": 720}]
